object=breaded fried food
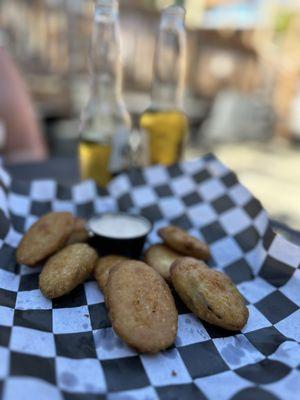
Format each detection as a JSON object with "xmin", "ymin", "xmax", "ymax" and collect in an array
[
  {"xmin": 39, "ymin": 243, "xmax": 97, "ymax": 299},
  {"xmin": 66, "ymin": 217, "xmax": 89, "ymax": 245},
  {"xmin": 94, "ymin": 255, "xmax": 128, "ymax": 294},
  {"xmin": 158, "ymin": 225, "xmax": 210, "ymax": 260},
  {"xmin": 16, "ymin": 212, "xmax": 75, "ymax": 266},
  {"xmin": 170, "ymin": 258, "xmax": 248, "ymax": 331},
  {"xmin": 107, "ymin": 260, "xmax": 178, "ymax": 353},
  {"xmin": 144, "ymin": 244, "xmax": 182, "ymax": 280}
]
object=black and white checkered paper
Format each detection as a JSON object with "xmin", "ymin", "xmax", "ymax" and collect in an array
[{"xmin": 0, "ymin": 154, "xmax": 300, "ymax": 400}]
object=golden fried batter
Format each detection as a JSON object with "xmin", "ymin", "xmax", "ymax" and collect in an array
[
  {"xmin": 17, "ymin": 212, "xmax": 75, "ymax": 266},
  {"xmin": 158, "ymin": 225, "xmax": 210, "ymax": 260},
  {"xmin": 39, "ymin": 243, "xmax": 97, "ymax": 299},
  {"xmin": 107, "ymin": 260, "xmax": 178, "ymax": 353},
  {"xmin": 66, "ymin": 217, "xmax": 89, "ymax": 245},
  {"xmin": 144, "ymin": 244, "xmax": 182, "ymax": 280},
  {"xmin": 94, "ymin": 255, "xmax": 128, "ymax": 294},
  {"xmin": 170, "ymin": 257, "xmax": 249, "ymax": 331}
]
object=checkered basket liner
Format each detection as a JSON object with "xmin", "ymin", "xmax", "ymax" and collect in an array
[{"xmin": 0, "ymin": 154, "xmax": 299, "ymax": 400}]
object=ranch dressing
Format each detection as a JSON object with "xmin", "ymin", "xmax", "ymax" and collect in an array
[{"xmin": 89, "ymin": 214, "xmax": 150, "ymax": 239}]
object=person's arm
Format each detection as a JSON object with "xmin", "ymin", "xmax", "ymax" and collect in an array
[{"xmin": 0, "ymin": 48, "xmax": 48, "ymax": 163}]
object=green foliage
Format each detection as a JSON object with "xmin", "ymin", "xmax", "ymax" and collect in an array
[{"xmin": 275, "ymin": 11, "xmax": 294, "ymax": 34}]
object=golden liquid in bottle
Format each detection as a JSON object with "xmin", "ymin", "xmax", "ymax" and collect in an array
[
  {"xmin": 79, "ymin": 140, "xmax": 112, "ymax": 187},
  {"xmin": 140, "ymin": 109, "xmax": 188, "ymax": 165}
]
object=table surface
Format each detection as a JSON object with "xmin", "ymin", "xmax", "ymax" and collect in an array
[
  {"xmin": 6, "ymin": 157, "xmax": 80, "ymax": 185},
  {"xmin": 5, "ymin": 157, "xmax": 300, "ymax": 246}
]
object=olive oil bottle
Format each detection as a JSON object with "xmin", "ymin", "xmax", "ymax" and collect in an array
[
  {"xmin": 140, "ymin": 4, "xmax": 187, "ymax": 166},
  {"xmin": 79, "ymin": 0, "xmax": 131, "ymax": 187}
]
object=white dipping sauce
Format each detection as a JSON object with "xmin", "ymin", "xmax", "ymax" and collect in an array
[{"xmin": 89, "ymin": 214, "xmax": 150, "ymax": 239}]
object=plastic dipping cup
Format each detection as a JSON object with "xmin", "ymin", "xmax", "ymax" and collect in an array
[{"xmin": 87, "ymin": 213, "xmax": 152, "ymax": 258}]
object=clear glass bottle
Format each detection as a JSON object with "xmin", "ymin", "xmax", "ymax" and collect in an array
[
  {"xmin": 78, "ymin": 0, "xmax": 131, "ymax": 187},
  {"xmin": 140, "ymin": 4, "xmax": 188, "ymax": 166}
]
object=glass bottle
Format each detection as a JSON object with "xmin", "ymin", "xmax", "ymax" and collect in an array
[
  {"xmin": 140, "ymin": 4, "xmax": 188, "ymax": 166},
  {"xmin": 78, "ymin": 0, "xmax": 131, "ymax": 187}
]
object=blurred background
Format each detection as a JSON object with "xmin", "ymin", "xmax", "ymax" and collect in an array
[{"xmin": 0, "ymin": 0, "xmax": 299, "ymax": 229}]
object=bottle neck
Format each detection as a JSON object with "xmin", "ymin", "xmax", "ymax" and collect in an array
[
  {"xmin": 90, "ymin": 0, "xmax": 123, "ymax": 103},
  {"xmin": 151, "ymin": 5, "xmax": 186, "ymax": 110},
  {"xmin": 151, "ymin": 83, "xmax": 183, "ymax": 110},
  {"xmin": 92, "ymin": 76, "xmax": 120, "ymax": 105}
]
